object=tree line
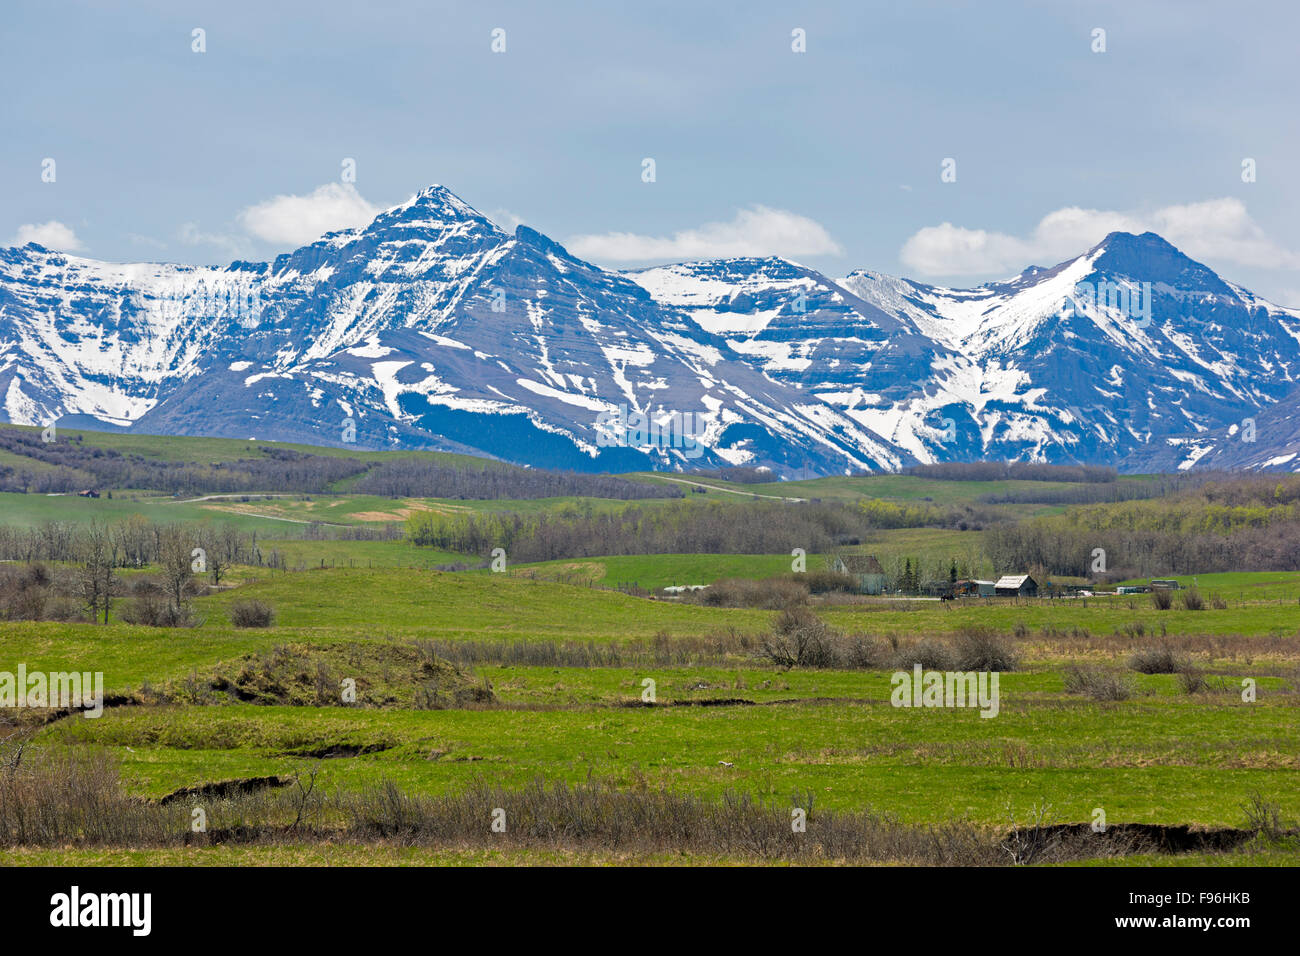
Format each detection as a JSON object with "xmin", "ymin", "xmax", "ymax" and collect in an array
[
  {"xmin": 405, "ymin": 498, "xmax": 979, "ymax": 563},
  {"xmin": 983, "ymin": 478, "xmax": 1300, "ymax": 576},
  {"xmin": 355, "ymin": 458, "xmax": 682, "ymax": 500},
  {"xmin": 0, "ymin": 430, "xmax": 368, "ymax": 495},
  {"xmin": 0, "ymin": 428, "xmax": 684, "ymax": 501},
  {"xmin": 900, "ymin": 462, "xmax": 1118, "ymax": 483},
  {"xmin": 0, "ymin": 519, "xmax": 257, "ymax": 626}
]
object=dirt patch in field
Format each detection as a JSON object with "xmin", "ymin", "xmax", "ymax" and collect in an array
[
  {"xmin": 282, "ymin": 742, "xmax": 395, "ymax": 759},
  {"xmin": 159, "ymin": 775, "xmax": 291, "ymax": 806},
  {"xmin": 620, "ymin": 698, "xmax": 757, "ymax": 708},
  {"xmin": 1, "ymin": 695, "xmax": 139, "ymax": 732},
  {"xmin": 1003, "ymin": 822, "xmax": 1263, "ymax": 861}
]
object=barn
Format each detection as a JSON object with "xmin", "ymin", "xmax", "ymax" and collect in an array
[
  {"xmin": 830, "ymin": 554, "xmax": 886, "ymax": 595},
  {"xmin": 994, "ymin": 574, "xmax": 1038, "ymax": 597}
]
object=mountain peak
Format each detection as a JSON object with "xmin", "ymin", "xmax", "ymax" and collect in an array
[
  {"xmin": 348, "ymin": 184, "xmax": 507, "ymax": 248},
  {"xmin": 386, "ymin": 184, "xmax": 482, "ymax": 220},
  {"xmin": 1093, "ymin": 231, "xmax": 1178, "ymax": 255},
  {"xmin": 1085, "ymin": 230, "xmax": 1231, "ymax": 292}
]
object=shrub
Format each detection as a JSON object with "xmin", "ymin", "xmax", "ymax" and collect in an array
[
  {"xmin": 1211, "ymin": 596, "xmax": 1228, "ymax": 610},
  {"xmin": 229, "ymin": 599, "xmax": 275, "ymax": 628},
  {"xmin": 1242, "ymin": 792, "xmax": 1289, "ymax": 843},
  {"xmin": 1063, "ymin": 666, "xmax": 1132, "ymax": 701},
  {"xmin": 118, "ymin": 591, "xmax": 198, "ymax": 627},
  {"xmin": 695, "ymin": 577, "xmax": 808, "ymax": 610},
  {"xmin": 802, "ymin": 570, "xmax": 858, "ymax": 594},
  {"xmin": 953, "ymin": 627, "xmax": 1020, "ymax": 671},
  {"xmin": 893, "ymin": 639, "xmax": 957, "ymax": 671},
  {"xmin": 1176, "ymin": 665, "xmax": 1208, "ymax": 695},
  {"xmin": 1129, "ymin": 644, "xmax": 1183, "ymax": 674},
  {"xmin": 1180, "ymin": 588, "xmax": 1205, "ymax": 611},
  {"xmin": 760, "ymin": 607, "xmax": 836, "ymax": 668},
  {"xmin": 0, "ymin": 562, "xmax": 88, "ymax": 623},
  {"xmin": 1150, "ymin": 590, "xmax": 1173, "ymax": 610}
]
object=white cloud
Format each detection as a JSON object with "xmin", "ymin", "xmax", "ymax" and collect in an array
[
  {"xmin": 11, "ymin": 220, "xmax": 83, "ymax": 252},
  {"xmin": 125, "ymin": 232, "xmax": 167, "ymax": 249},
  {"xmin": 489, "ymin": 208, "xmax": 528, "ymax": 233},
  {"xmin": 567, "ymin": 205, "xmax": 842, "ymax": 263},
  {"xmin": 178, "ymin": 222, "xmax": 250, "ymax": 260},
  {"xmin": 900, "ymin": 199, "xmax": 1300, "ymax": 276},
  {"xmin": 237, "ymin": 183, "xmax": 381, "ymax": 247}
]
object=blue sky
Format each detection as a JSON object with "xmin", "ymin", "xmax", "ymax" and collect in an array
[{"xmin": 4, "ymin": 0, "xmax": 1298, "ymax": 302}]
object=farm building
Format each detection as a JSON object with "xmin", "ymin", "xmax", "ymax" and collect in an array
[
  {"xmin": 954, "ymin": 579, "xmax": 997, "ymax": 597},
  {"xmin": 830, "ymin": 554, "xmax": 886, "ymax": 595},
  {"xmin": 994, "ymin": 574, "xmax": 1038, "ymax": 597},
  {"xmin": 1150, "ymin": 579, "xmax": 1182, "ymax": 591},
  {"xmin": 76, "ymin": 489, "xmax": 100, "ymax": 498}
]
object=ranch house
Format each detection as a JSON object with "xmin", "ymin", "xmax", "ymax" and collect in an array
[{"xmin": 830, "ymin": 554, "xmax": 886, "ymax": 595}]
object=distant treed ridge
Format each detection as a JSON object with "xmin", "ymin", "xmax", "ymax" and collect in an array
[
  {"xmin": 0, "ymin": 429, "xmax": 368, "ymax": 495},
  {"xmin": 406, "ymin": 499, "xmax": 989, "ymax": 562},
  {"xmin": 355, "ymin": 459, "xmax": 682, "ymax": 500}
]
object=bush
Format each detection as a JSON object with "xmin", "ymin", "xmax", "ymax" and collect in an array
[
  {"xmin": 841, "ymin": 634, "xmax": 891, "ymax": 669},
  {"xmin": 802, "ymin": 570, "xmax": 858, "ymax": 594},
  {"xmin": 1129, "ymin": 644, "xmax": 1183, "ymax": 674},
  {"xmin": 893, "ymin": 639, "xmax": 957, "ymax": 671},
  {"xmin": 119, "ymin": 592, "xmax": 197, "ymax": 628},
  {"xmin": 0, "ymin": 562, "xmax": 87, "ymax": 623},
  {"xmin": 229, "ymin": 599, "xmax": 275, "ymax": 628},
  {"xmin": 1180, "ymin": 588, "xmax": 1205, "ymax": 611},
  {"xmin": 953, "ymin": 627, "xmax": 1020, "ymax": 671},
  {"xmin": 693, "ymin": 576, "xmax": 808, "ymax": 610},
  {"xmin": 1176, "ymin": 665, "xmax": 1208, "ymax": 694},
  {"xmin": 760, "ymin": 607, "xmax": 836, "ymax": 668},
  {"xmin": 1150, "ymin": 590, "xmax": 1173, "ymax": 610},
  {"xmin": 1063, "ymin": 666, "xmax": 1132, "ymax": 701}
]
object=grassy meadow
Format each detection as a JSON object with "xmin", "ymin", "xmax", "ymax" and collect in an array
[{"xmin": 1, "ymin": 427, "xmax": 1298, "ymax": 866}]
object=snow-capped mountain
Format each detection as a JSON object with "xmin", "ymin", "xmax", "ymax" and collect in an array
[
  {"xmin": 4, "ymin": 185, "xmax": 1300, "ymax": 474},
  {"xmin": 0, "ymin": 187, "xmax": 908, "ymax": 475},
  {"xmin": 839, "ymin": 233, "xmax": 1300, "ymax": 469},
  {"xmin": 630, "ymin": 233, "xmax": 1300, "ymax": 470}
]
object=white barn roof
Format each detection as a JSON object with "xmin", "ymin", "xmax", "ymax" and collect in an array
[{"xmin": 995, "ymin": 575, "xmax": 1032, "ymax": 589}]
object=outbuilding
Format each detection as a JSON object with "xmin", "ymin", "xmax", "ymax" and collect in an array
[
  {"xmin": 994, "ymin": 574, "xmax": 1038, "ymax": 597},
  {"xmin": 830, "ymin": 554, "xmax": 886, "ymax": 595}
]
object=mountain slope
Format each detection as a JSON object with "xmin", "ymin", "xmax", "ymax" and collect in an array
[
  {"xmin": 0, "ymin": 187, "xmax": 909, "ymax": 475},
  {"xmin": 5, "ymin": 186, "xmax": 1299, "ymax": 474},
  {"xmin": 837, "ymin": 233, "xmax": 1300, "ymax": 466}
]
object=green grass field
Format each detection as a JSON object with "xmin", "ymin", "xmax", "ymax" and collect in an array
[
  {"xmin": 42, "ymin": 684, "xmax": 1297, "ymax": 828},
  {"xmin": 2, "ymin": 567, "xmax": 1296, "ymax": 857},
  {"xmin": 3, "ymin": 426, "xmax": 1298, "ymax": 866}
]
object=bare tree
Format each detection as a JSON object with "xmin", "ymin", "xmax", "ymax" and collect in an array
[
  {"xmin": 77, "ymin": 521, "xmax": 118, "ymax": 625},
  {"xmin": 158, "ymin": 527, "xmax": 195, "ymax": 621}
]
